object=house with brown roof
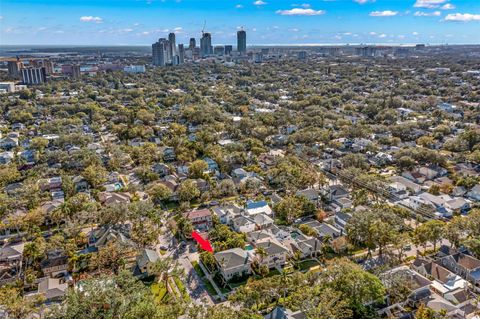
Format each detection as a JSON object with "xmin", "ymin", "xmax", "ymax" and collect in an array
[
  {"xmin": 184, "ymin": 209, "xmax": 212, "ymax": 231},
  {"xmin": 437, "ymin": 253, "xmax": 480, "ymax": 287},
  {"xmin": 412, "ymin": 257, "xmax": 470, "ymax": 296}
]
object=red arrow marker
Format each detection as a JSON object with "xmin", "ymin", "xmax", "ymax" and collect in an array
[{"xmin": 191, "ymin": 231, "xmax": 214, "ymax": 252}]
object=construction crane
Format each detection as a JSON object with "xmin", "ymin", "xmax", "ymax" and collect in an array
[{"xmin": 201, "ymin": 20, "xmax": 206, "ymax": 36}]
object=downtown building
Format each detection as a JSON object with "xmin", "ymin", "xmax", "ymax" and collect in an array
[
  {"xmin": 152, "ymin": 36, "xmax": 184, "ymax": 66},
  {"xmin": 152, "ymin": 38, "xmax": 168, "ymax": 66},
  {"xmin": 200, "ymin": 32, "xmax": 213, "ymax": 57},
  {"xmin": 237, "ymin": 29, "xmax": 246, "ymax": 54},
  {"xmin": 21, "ymin": 67, "xmax": 47, "ymax": 85}
]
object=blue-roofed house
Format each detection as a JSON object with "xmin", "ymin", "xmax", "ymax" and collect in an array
[
  {"xmin": 203, "ymin": 157, "xmax": 219, "ymax": 173},
  {"xmin": 246, "ymin": 200, "xmax": 273, "ymax": 217}
]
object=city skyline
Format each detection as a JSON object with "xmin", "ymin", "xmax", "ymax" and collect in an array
[{"xmin": 1, "ymin": 0, "xmax": 480, "ymax": 46}]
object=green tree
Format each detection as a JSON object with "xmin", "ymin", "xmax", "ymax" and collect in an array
[
  {"xmin": 189, "ymin": 160, "xmax": 208, "ymax": 179},
  {"xmin": 82, "ymin": 164, "xmax": 107, "ymax": 189},
  {"xmin": 148, "ymin": 183, "xmax": 173, "ymax": 203},
  {"xmin": 178, "ymin": 179, "xmax": 200, "ymax": 203}
]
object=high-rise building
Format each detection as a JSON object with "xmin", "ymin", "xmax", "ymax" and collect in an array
[
  {"xmin": 178, "ymin": 44, "xmax": 185, "ymax": 64},
  {"xmin": 297, "ymin": 51, "xmax": 307, "ymax": 60},
  {"xmin": 237, "ymin": 29, "xmax": 247, "ymax": 54},
  {"xmin": 214, "ymin": 46, "xmax": 225, "ymax": 56},
  {"xmin": 72, "ymin": 64, "xmax": 81, "ymax": 79},
  {"xmin": 61, "ymin": 64, "xmax": 81, "ymax": 78},
  {"xmin": 21, "ymin": 67, "xmax": 47, "ymax": 85},
  {"xmin": 200, "ymin": 32, "xmax": 213, "ymax": 57},
  {"xmin": 41, "ymin": 59, "xmax": 54, "ymax": 75},
  {"xmin": 152, "ymin": 38, "xmax": 168, "ymax": 66},
  {"xmin": 7, "ymin": 60, "xmax": 23, "ymax": 78},
  {"xmin": 168, "ymin": 33, "xmax": 176, "ymax": 59},
  {"xmin": 224, "ymin": 45, "xmax": 233, "ymax": 56},
  {"xmin": 189, "ymin": 38, "xmax": 196, "ymax": 49}
]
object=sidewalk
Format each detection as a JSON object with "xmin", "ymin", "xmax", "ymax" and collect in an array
[{"xmin": 197, "ymin": 259, "xmax": 226, "ymax": 301}]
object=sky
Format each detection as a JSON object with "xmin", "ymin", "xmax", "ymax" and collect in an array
[{"xmin": 1, "ymin": 0, "xmax": 479, "ymax": 46}]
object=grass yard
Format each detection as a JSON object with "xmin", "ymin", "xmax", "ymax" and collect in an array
[
  {"xmin": 298, "ymin": 259, "xmax": 321, "ymax": 271},
  {"xmin": 151, "ymin": 283, "xmax": 168, "ymax": 303}
]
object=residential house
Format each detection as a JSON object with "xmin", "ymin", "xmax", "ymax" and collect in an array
[
  {"xmin": 0, "ymin": 242, "xmax": 24, "ymax": 263},
  {"xmin": 214, "ymin": 248, "xmax": 251, "ymax": 282},
  {"xmin": 467, "ymin": 184, "xmax": 480, "ymax": 202},
  {"xmin": 254, "ymin": 238, "xmax": 289, "ymax": 269},
  {"xmin": 245, "ymin": 200, "xmax": 273, "ymax": 217},
  {"xmin": 152, "ymin": 163, "xmax": 170, "ymax": 177},
  {"xmin": 325, "ymin": 185, "xmax": 349, "ymax": 202},
  {"xmin": 264, "ymin": 307, "xmax": 306, "ymax": 319},
  {"xmin": 402, "ymin": 171, "xmax": 427, "ymax": 184},
  {"xmin": 296, "ymin": 189, "xmax": 320, "ymax": 205},
  {"xmin": 232, "ymin": 216, "xmax": 256, "ymax": 233},
  {"xmin": 203, "ymin": 157, "xmax": 219, "ymax": 173},
  {"xmin": 163, "ymin": 147, "xmax": 176, "ymax": 162},
  {"xmin": 72, "ymin": 175, "xmax": 89, "ymax": 192},
  {"xmin": 0, "ymin": 264, "xmax": 20, "ymax": 287},
  {"xmin": 40, "ymin": 176, "xmax": 62, "ymax": 192},
  {"xmin": 389, "ymin": 176, "xmax": 422, "ymax": 194},
  {"xmin": 98, "ymin": 192, "xmax": 132, "ymax": 205},
  {"xmin": 211, "ymin": 204, "xmax": 242, "ymax": 225},
  {"xmin": 133, "ymin": 249, "xmax": 160, "ymax": 278},
  {"xmin": 184, "ymin": 209, "xmax": 212, "ymax": 231},
  {"xmin": 253, "ymin": 213, "xmax": 274, "ymax": 230},
  {"xmin": 381, "ymin": 266, "xmax": 432, "ymax": 306},
  {"xmin": 334, "ymin": 211, "xmax": 352, "ymax": 232},
  {"xmin": 412, "ymin": 258, "xmax": 470, "ymax": 297},
  {"xmin": 0, "ymin": 151, "xmax": 14, "ymax": 164},
  {"xmin": 88, "ymin": 224, "xmax": 133, "ymax": 249},
  {"xmin": 0, "ymin": 136, "xmax": 19, "ymax": 150},
  {"xmin": 437, "ymin": 253, "xmax": 480, "ymax": 287},
  {"xmin": 36, "ymin": 277, "xmax": 68, "ymax": 302},
  {"xmin": 40, "ymin": 250, "xmax": 68, "ymax": 278},
  {"xmin": 290, "ymin": 235, "xmax": 322, "ymax": 259}
]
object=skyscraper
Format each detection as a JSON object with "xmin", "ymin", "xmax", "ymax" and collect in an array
[
  {"xmin": 168, "ymin": 32, "xmax": 176, "ymax": 59},
  {"xmin": 7, "ymin": 59, "xmax": 23, "ymax": 78},
  {"xmin": 189, "ymin": 38, "xmax": 196, "ymax": 49},
  {"xmin": 21, "ymin": 67, "xmax": 47, "ymax": 85},
  {"xmin": 237, "ymin": 29, "xmax": 247, "ymax": 54},
  {"xmin": 200, "ymin": 32, "xmax": 212, "ymax": 57},
  {"xmin": 178, "ymin": 44, "xmax": 185, "ymax": 64},
  {"xmin": 224, "ymin": 45, "xmax": 233, "ymax": 56},
  {"xmin": 152, "ymin": 38, "xmax": 167, "ymax": 66}
]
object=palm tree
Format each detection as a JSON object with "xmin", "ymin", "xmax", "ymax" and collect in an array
[
  {"xmin": 151, "ymin": 257, "xmax": 184, "ymax": 299},
  {"xmin": 255, "ymin": 247, "xmax": 267, "ymax": 266}
]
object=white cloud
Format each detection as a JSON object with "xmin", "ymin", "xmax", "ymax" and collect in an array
[
  {"xmin": 445, "ymin": 13, "xmax": 480, "ymax": 21},
  {"xmin": 276, "ymin": 8, "xmax": 326, "ymax": 16},
  {"xmin": 369, "ymin": 31, "xmax": 377, "ymax": 35},
  {"xmin": 80, "ymin": 16, "xmax": 103, "ymax": 23},
  {"xmin": 378, "ymin": 33, "xmax": 387, "ymax": 38},
  {"xmin": 369, "ymin": 10, "xmax": 398, "ymax": 17},
  {"xmin": 414, "ymin": 0, "xmax": 447, "ymax": 9},
  {"xmin": 414, "ymin": 11, "xmax": 441, "ymax": 16},
  {"xmin": 253, "ymin": 0, "xmax": 266, "ymax": 5},
  {"xmin": 354, "ymin": 0, "xmax": 375, "ymax": 4},
  {"xmin": 441, "ymin": 3, "xmax": 455, "ymax": 10},
  {"xmin": 235, "ymin": 4, "xmax": 243, "ymax": 8},
  {"xmin": 0, "ymin": 16, "xmax": 3, "ymax": 20},
  {"xmin": 291, "ymin": 3, "xmax": 311, "ymax": 8},
  {"xmin": 412, "ymin": 31, "xmax": 419, "ymax": 35},
  {"xmin": 173, "ymin": 27, "xmax": 183, "ymax": 32}
]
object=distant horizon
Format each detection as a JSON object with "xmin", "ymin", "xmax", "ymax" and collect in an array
[
  {"xmin": 1, "ymin": 43, "xmax": 479, "ymax": 48},
  {"xmin": 1, "ymin": 0, "xmax": 479, "ymax": 46}
]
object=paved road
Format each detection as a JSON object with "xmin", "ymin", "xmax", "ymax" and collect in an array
[{"xmin": 156, "ymin": 227, "xmax": 214, "ymax": 306}]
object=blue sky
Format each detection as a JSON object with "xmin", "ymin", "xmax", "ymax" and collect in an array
[{"xmin": 1, "ymin": 0, "xmax": 479, "ymax": 45}]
